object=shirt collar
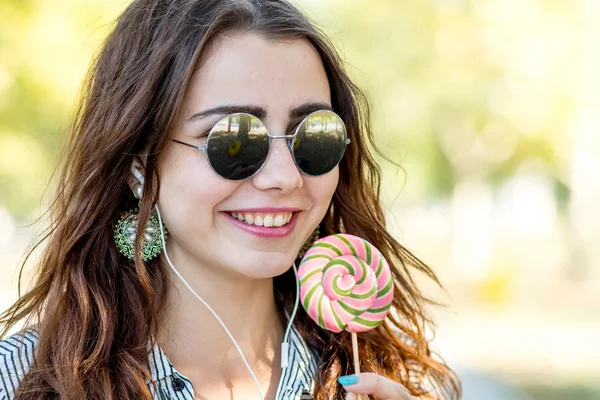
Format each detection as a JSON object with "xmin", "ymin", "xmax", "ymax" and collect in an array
[{"xmin": 145, "ymin": 323, "xmax": 319, "ymax": 394}]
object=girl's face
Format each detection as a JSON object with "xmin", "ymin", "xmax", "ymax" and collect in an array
[{"xmin": 156, "ymin": 32, "xmax": 339, "ymax": 280}]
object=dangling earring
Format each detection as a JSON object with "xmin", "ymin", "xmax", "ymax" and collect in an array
[
  {"xmin": 114, "ymin": 183, "xmax": 167, "ymax": 261},
  {"xmin": 297, "ymin": 225, "xmax": 320, "ymax": 259}
]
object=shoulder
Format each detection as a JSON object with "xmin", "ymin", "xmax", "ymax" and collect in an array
[{"xmin": 0, "ymin": 327, "xmax": 39, "ymax": 399}]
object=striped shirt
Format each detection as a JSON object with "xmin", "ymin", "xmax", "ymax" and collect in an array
[{"xmin": 0, "ymin": 325, "xmax": 319, "ymax": 400}]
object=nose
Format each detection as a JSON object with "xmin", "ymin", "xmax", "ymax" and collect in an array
[{"xmin": 252, "ymin": 136, "xmax": 303, "ymax": 193}]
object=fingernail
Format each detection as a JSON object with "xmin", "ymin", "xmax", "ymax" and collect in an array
[{"xmin": 338, "ymin": 375, "xmax": 359, "ymax": 386}]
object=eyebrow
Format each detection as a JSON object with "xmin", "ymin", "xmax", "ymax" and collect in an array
[{"xmin": 186, "ymin": 101, "xmax": 334, "ymax": 122}]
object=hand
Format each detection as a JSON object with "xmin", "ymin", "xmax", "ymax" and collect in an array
[{"xmin": 339, "ymin": 373, "xmax": 414, "ymax": 400}]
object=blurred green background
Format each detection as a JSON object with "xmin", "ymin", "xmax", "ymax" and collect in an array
[{"xmin": 1, "ymin": 0, "xmax": 598, "ymax": 399}]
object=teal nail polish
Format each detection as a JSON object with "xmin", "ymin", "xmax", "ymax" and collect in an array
[{"xmin": 338, "ymin": 375, "xmax": 359, "ymax": 386}]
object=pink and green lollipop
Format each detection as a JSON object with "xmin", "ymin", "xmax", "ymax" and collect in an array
[
  {"xmin": 298, "ymin": 233, "xmax": 394, "ymax": 333},
  {"xmin": 298, "ymin": 233, "xmax": 394, "ymax": 394}
]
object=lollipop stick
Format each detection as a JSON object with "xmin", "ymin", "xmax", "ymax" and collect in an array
[
  {"xmin": 351, "ymin": 332, "xmax": 366, "ymax": 400},
  {"xmin": 351, "ymin": 332, "xmax": 360, "ymax": 374}
]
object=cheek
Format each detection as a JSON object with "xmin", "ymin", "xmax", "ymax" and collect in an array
[
  {"xmin": 156, "ymin": 148, "xmax": 234, "ymax": 229},
  {"xmin": 306, "ymin": 167, "xmax": 339, "ymax": 206}
]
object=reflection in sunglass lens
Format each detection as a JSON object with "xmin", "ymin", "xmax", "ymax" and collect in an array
[
  {"xmin": 206, "ymin": 114, "xmax": 269, "ymax": 180},
  {"xmin": 293, "ymin": 110, "xmax": 347, "ymax": 176}
]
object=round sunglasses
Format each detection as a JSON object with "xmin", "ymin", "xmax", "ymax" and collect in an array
[{"xmin": 171, "ymin": 109, "xmax": 350, "ymax": 181}]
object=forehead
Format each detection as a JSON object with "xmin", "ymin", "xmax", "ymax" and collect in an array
[{"xmin": 180, "ymin": 32, "xmax": 331, "ymax": 120}]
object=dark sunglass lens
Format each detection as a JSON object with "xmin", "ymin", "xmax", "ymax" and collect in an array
[
  {"xmin": 206, "ymin": 114, "xmax": 269, "ymax": 180},
  {"xmin": 293, "ymin": 110, "xmax": 347, "ymax": 176}
]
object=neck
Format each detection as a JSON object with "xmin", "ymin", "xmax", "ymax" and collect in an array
[{"xmin": 156, "ymin": 251, "xmax": 286, "ymax": 383}]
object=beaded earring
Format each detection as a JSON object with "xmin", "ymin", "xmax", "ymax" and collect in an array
[{"xmin": 114, "ymin": 183, "xmax": 167, "ymax": 261}]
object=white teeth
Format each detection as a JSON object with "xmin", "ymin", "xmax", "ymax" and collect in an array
[
  {"xmin": 273, "ymin": 215, "xmax": 284, "ymax": 227},
  {"xmin": 229, "ymin": 212, "xmax": 294, "ymax": 228},
  {"xmin": 263, "ymin": 215, "xmax": 273, "ymax": 227}
]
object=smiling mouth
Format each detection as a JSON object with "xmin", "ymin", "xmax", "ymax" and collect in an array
[{"xmin": 228, "ymin": 211, "xmax": 295, "ymax": 228}]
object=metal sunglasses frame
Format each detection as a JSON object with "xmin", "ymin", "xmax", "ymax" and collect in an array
[{"xmin": 171, "ymin": 109, "xmax": 351, "ymax": 180}]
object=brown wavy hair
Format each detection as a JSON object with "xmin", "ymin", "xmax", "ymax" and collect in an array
[{"xmin": 0, "ymin": 0, "xmax": 461, "ymax": 398}]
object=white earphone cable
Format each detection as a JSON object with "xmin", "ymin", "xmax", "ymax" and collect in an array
[{"xmin": 274, "ymin": 259, "xmax": 300, "ymax": 400}]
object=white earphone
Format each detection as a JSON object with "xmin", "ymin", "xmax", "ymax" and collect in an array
[
  {"xmin": 130, "ymin": 162, "xmax": 301, "ymax": 400},
  {"xmin": 131, "ymin": 160, "xmax": 145, "ymax": 185}
]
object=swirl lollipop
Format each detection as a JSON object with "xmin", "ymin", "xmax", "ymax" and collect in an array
[
  {"xmin": 298, "ymin": 233, "xmax": 394, "ymax": 395},
  {"xmin": 298, "ymin": 233, "xmax": 394, "ymax": 333}
]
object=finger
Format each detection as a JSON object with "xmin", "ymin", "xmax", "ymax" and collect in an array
[
  {"xmin": 339, "ymin": 373, "xmax": 413, "ymax": 400},
  {"xmin": 345, "ymin": 392, "xmax": 358, "ymax": 400}
]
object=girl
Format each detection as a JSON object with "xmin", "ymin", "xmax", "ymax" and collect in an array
[{"xmin": 0, "ymin": 0, "xmax": 461, "ymax": 399}]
